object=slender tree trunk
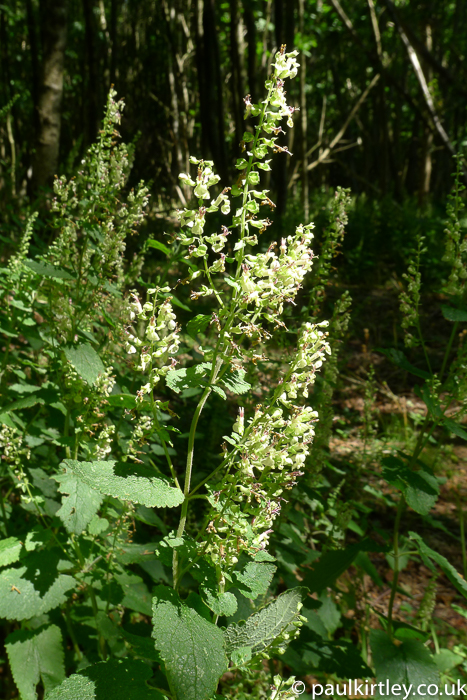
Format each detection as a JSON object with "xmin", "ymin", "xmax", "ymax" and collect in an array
[
  {"xmin": 109, "ymin": 0, "xmax": 118, "ymax": 85},
  {"xmin": 298, "ymin": 0, "xmax": 308, "ymax": 220},
  {"xmin": 419, "ymin": 23, "xmax": 433, "ymax": 204},
  {"xmin": 32, "ymin": 0, "xmax": 68, "ymax": 192},
  {"xmin": 243, "ymin": 1, "xmax": 257, "ymax": 102},
  {"xmin": 230, "ymin": 0, "xmax": 244, "ymax": 154},
  {"xmin": 274, "ymin": 0, "xmax": 295, "ymax": 218},
  {"xmin": 194, "ymin": 0, "xmax": 228, "ymax": 182},
  {"xmin": 82, "ymin": 0, "xmax": 100, "ymax": 146}
]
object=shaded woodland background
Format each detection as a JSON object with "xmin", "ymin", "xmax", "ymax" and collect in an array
[{"xmin": 1, "ymin": 0, "xmax": 467, "ymax": 228}]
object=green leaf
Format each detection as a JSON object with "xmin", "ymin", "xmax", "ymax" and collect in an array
[
  {"xmin": 370, "ymin": 630, "xmax": 439, "ymax": 700},
  {"xmin": 378, "ymin": 348, "xmax": 431, "ymax": 379},
  {"xmin": 301, "ymin": 539, "xmax": 387, "ymax": 593},
  {"xmin": 166, "ymin": 362, "xmax": 211, "ymax": 394},
  {"xmin": 186, "ymin": 314, "xmax": 211, "ymax": 339},
  {"xmin": 224, "ymin": 587, "xmax": 307, "ymax": 659},
  {"xmin": 203, "ymin": 590, "xmax": 238, "ymax": 617},
  {"xmin": 53, "ymin": 468, "xmax": 104, "ymax": 535},
  {"xmin": 0, "ymin": 550, "xmax": 75, "ymax": 620},
  {"xmin": 24, "ymin": 260, "xmax": 76, "ymax": 280},
  {"xmin": 63, "ymin": 343, "xmax": 105, "ymax": 386},
  {"xmin": 409, "ymin": 532, "xmax": 467, "ymax": 599},
  {"xmin": 116, "ymin": 572, "xmax": 152, "ymax": 616},
  {"xmin": 6, "ymin": 624, "xmax": 65, "ymax": 700},
  {"xmin": 382, "ymin": 457, "xmax": 439, "ymax": 515},
  {"xmin": 61, "ymin": 460, "xmax": 184, "ymax": 509},
  {"xmin": 121, "ymin": 627, "xmax": 161, "ymax": 662},
  {"xmin": 190, "ymin": 557, "xmax": 237, "ymax": 615},
  {"xmin": 433, "ymin": 649, "xmax": 464, "ymax": 673},
  {"xmin": 107, "ymin": 393, "xmax": 138, "ymax": 409},
  {"xmin": 0, "ymin": 537, "xmax": 23, "ymax": 567},
  {"xmin": 3, "ymin": 394, "xmax": 45, "ymax": 412},
  {"xmin": 441, "ymin": 305, "xmax": 467, "ymax": 322},
  {"xmin": 443, "ymin": 418, "xmax": 467, "ymax": 440},
  {"xmin": 233, "ymin": 561, "xmax": 276, "ymax": 600},
  {"xmin": 220, "ymin": 369, "xmax": 251, "ymax": 395},
  {"xmin": 283, "ymin": 627, "xmax": 373, "ymax": 679},
  {"xmin": 152, "ymin": 585, "xmax": 228, "ymax": 700},
  {"xmin": 146, "ymin": 239, "xmax": 172, "ymax": 256},
  {"xmin": 46, "ymin": 659, "xmax": 164, "ymax": 700}
]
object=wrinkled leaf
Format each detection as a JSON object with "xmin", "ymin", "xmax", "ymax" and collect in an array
[
  {"xmin": 54, "ymin": 468, "xmax": 104, "ymax": 535},
  {"xmin": 6, "ymin": 624, "xmax": 65, "ymax": 700},
  {"xmin": 0, "ymin": 550, "xmax": 75, "ymax": 620},
  {"xmin": 224, "ymin": 587, "xmax": 307, "ymax": 659},
  {"xmin": 233, "ymin": 561, "xmax": 276, "ymax": 600},
  {"xmin": 166, "ymin": 363, "xmax": 211, "ymax": 394},
  {"xmin": 46, "ymin": 659, "xmax": 163, "ymax": 700},
  {"xmin": 152, "ymin": 585, "xmax": 228, "ymax": 700},
  {"xmin": 220, "ymin": 369, "xmax": 251, "ymax": 395},
  {"xmin": 64, "ymin": 343, "xmax": 105, "ymax": 386},
  {"xmin": 62, "ymin": 460, "xmax": 184, "ymax": 509},
  {"xmin": 0, "ymin": 537, "xmax": 23, "ymax": 567}
]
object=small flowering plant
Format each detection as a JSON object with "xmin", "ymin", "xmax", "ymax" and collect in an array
[{"xmin": 119, "ymin": 47, "xmax": 330, "ymax": 695}]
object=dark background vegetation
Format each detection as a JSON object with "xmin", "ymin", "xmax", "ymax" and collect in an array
[{"xmin": 1, "ymin": 0, "xmax": 466, "ymax": 236}]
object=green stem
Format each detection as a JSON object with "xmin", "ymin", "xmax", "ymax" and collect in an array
[
  {"xmin": 458, "ymin": 494, "xmax": 467, "ymax": 581},
  {"xmin": 172, "ymin": 384, "xmax": 213, "ymax": 588},
  {"xmin": 440, "ymin": 321, "xmax": 459, "ymax": 383},
  {"xmin": 64, "ymin": 602, "xmax": 83, "ymax": 661},
  {"xmin": 203, "ymin": 258, "xmax": 224, "ymax": 307},
  {"xmin": 387, "ymin": 495, "xmax": 405, "ymax": 637},
  {"xmin": 72, "ymin": 537, "xmax": 107, "ymax": 659},
  {"xmin": 151, "ymin": 393, "xmax": 180, "ymax": 489},
  {"xmin": 0, "ymin": 485, "xmax": 8, "ymax": 535}
]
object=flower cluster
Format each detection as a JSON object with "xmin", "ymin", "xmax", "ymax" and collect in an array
[
  {"xmin": 0, "ymin": 424, "xmax": 32, "ymax": 499},
  {"xmin": 126, "ymin": 288, "xmax": 180, "ymax": 400},
  {"xmin": 177, "ymin": 159, "xmax": 231, "ymax": 261},
  {"xmin": 239, "ymin": 224, "xmax": 315, "ymax": 315},
  {"xmin": 443, "ymin": 160, "xmax": 467, "ymax": 298},
  {"xmin": 399, "ymin": 237, "xmax": 426, "ymax": 348},
  {"xmin": 202, "ymin": 323, "xmax": 330, "ymax": 568}
]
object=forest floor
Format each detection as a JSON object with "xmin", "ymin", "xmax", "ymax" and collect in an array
[{"xmin": 325, "ymin": 281, "xmax": 467, "ymax": 658}]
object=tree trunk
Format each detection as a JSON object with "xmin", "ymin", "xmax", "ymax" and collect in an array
[
  {"xmin": 82, "ymin": 0, "xmax": 100, "ymax": 147},
  {"xmin": 273, "ymin": 0, "xmax": 295, "ymax": 218},
  {"xmin": 194, "ymin": 0, "xmax": 228, "ymax": 182},
  {"xmin": 230, "ymin": 0, "xmax": 244, "ymax": 154},
  {"xmin": 32, "ymin": 0, "xmax": 68, "ymax": 192},
  {"xmin": 243, "ymin": 1, "xmax": 257, "ymax": 102}
]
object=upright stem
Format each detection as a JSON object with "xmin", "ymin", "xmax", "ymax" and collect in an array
[
  {"xmin": 387, "ymin": 495, "xmax": 405, "ymax": 637},
  {"xmin": 172, "ymin": 384, "xmax": 213, "ymax": 588}
]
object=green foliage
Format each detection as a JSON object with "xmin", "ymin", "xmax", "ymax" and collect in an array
[
  {"xmin": 5, "ymin": 624, "xmax": 65, "ymax": 700},
  {"xmin": 1, "ymin": 43, "xmax": 466, "ymax": 700},
  {"xmin": 152, "ymin": 585, "xmax": 228, "ymax": 700},
  {"xmin": 61, "ymin": 460, "xmax": 184, "ymax": 508},
  {"xmin": 224, "ymin": 588, "xmax": 307, "ymax": 661},
  {"xmin": 370, "ymin": 631, "xmax": 440, "ymax": 700},
  {"xmin": 47, "ymin": 659, "xmax": 164, "ymax": 700}
]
